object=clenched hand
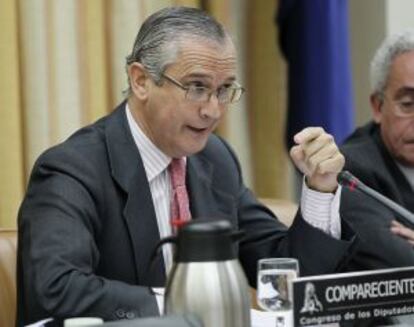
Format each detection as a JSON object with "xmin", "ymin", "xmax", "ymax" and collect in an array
[{"xmin": 290, "ymin": 127, "xmax": 345, "ymax": 193}]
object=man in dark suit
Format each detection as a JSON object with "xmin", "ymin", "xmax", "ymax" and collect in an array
[
  {"xmin": 341, "ymin": 30, "xmax": 414, "ymax": 271},
  {"xmin": 17, "ymin": 7, "xmax": 355, "ymax": 326}
]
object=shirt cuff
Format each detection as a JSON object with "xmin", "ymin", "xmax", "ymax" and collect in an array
[
  {"xmin": 300, "ymin": 177, "xmax": 342, "ymax": 239},
  {"xmin": 152, "ymin": 287, "xmax": 165, "ymax": 314}
]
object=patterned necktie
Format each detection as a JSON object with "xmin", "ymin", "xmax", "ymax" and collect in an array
[{"xmin": 169, "ymin": 158, "xmax": 192, "ymax": 232}]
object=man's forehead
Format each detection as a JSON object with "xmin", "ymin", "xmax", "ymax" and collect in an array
[
  {"xmin": 384, "ymin": 53, "xmax": 414, "ymax": 92},
  {"xmin": 389, "ymin": 51, "xmax": 414, "ymax": 78},
  {"xmin": 168, "ymin": 39, "xmax": 237, "ymax": 79}
]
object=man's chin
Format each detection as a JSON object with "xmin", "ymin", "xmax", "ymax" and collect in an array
[{"xmin": 181, "ymin": 140, "xmax": 209, "ymax": 157}]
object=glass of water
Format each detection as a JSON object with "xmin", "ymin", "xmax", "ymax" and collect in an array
[{"xmin": 257, "ymin": 258, "xmax": 299, "ymax": 327}]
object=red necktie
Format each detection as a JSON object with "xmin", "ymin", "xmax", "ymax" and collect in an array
[{"xmin": 169, "ymin": 158, "xmax": 191, "ymax": 231}]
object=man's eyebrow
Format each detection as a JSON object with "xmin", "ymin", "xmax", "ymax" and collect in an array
[
  {"xmin": 395, "ymin": 87, "xmax": 414, "ymax": 98},
  {"xmin": 182, "ymin": 73, "xmax": 237, "ymax": 83},
  {"xmin": 223, "ymin": 76, "xmax": 237, "ymax": 83}
]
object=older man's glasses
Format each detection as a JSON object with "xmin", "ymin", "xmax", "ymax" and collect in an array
[
  {"xmin": 381, "ymin": 93, "xmax": 414, "ymax": 118},
  {"xmin": 161, "ymin": 74, "xmax": 245, "ymax": 104}
]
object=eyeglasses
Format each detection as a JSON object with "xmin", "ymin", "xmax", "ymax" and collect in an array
[
  {"xmin": 161, "ymin": 73, "xmax": 245, "ymax": 104},
  {"xmin": 381, "ymin": 93, "xmax": 414, "ymax": 118}
]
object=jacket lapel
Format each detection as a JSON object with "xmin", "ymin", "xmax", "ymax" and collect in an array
[
  {"xmin": 105, "ymin": 103, "xmax": 165, "ymax": 286},
  {"xmin": 187, "ymin": 154, "xmax": 236, "ymax": 222}
]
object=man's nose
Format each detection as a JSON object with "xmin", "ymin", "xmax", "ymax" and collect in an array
[{"xmin": 199, "ymin": 95, "xmax": 223, "ymax": 120}]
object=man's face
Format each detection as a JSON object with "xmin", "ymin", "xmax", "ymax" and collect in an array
[
  {"xmin": 372, "ymin": 50, "xmax": 414, "ymax": 166},
  {"xmin": 139, "ymin": 39, "xmax": 237, "ymax": 158}
]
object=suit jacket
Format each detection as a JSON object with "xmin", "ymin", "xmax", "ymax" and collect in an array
[
  {"xmin": 340, "ymin": 121, "xmax": 414, "ymax": 271},
  {"xmin": 17, "ymin": 102, "xmax": 356, "ymax": 326}
]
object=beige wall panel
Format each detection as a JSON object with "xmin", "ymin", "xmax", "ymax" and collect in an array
[
  {"xmin": 107, "ymin": 0, "xmax": 142, "ymax": 107},
  {"xmin": 247, "ymin": 0, "xmax": 290, "ymax": 199},
  {"xmin": 174, "ymin": 0, "xmax": 199, "ymax": 6},
  {"xmin": 0, "ymin": 0, "xmax": 24, "ymax": 227},
  {"xmin": 19, "ymin": 0, "xmax": 52, "ymax": 174},
  {"xmin": 226, "ymin": 0, "xmax": 252, "ymax": 187},
  {"xmin": 143, "ymin": 0, "xmax": 199, "ymax": 12},
  {"xmin": 386, "ymin": 0, "xmax": 414, "ymax": 35},
  {"xmin": 203, "ymin": 0, "xmax": 230, "ymax": 26},
  {"xmin": 50, "ymin": 0, "xmax": 82, "ymax": 142},
  {"xmin": 78, "ymin": 0, "xmax": 110, "ymax": 122},
  {"xmin": 349, "ymin": 0, "xmax": 386, "ymax": 126},
  {"xmin": 203, "ymin": 0, "xmax": 231, "ymax": 137},
  {"xmin": 144, "ymin": 0, "xmax": 176, "ymax": 13}
]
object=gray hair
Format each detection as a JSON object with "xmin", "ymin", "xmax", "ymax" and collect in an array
[
  {"xmin": 125, "ymin": 6, "xmax": 230, "ymax": 96},
  {"xmin": 370, "ymin": 30, "xmax": 414, "ymax": 97}
]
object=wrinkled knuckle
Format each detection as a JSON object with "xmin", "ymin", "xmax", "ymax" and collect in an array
[
  {"xmin": 324, "ymin": 133, "xmax": 334, "ymax": 143},
  {"xmin": 315, "ymin": 162, "xmax": 323, "ymax": 174},
  {"xmin": 317, "ymin": 162, "xmax": 326, "ymax": 174},
  {"xmin": 302, "ymin": 147, "xmax": 310, "ymax": 158},
  {"xmin": 338, "ymin": 153, "xmax": 345, "ymax": 164},
  {"xmin": 308, "ymin": 156, "xmax": 317, "ymax": 170},
  {"xmin": 289, "ymin": 146, "xmax": 299, "ymax": 159},
  {"xmin": 317, "ymin": 127, "xmax": 325, "ymax": 134},
  {"xmin": 330, "ymin": 143, "xmax": 339, "ymax": 154}
]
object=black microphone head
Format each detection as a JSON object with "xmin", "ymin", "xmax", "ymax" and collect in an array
[{"xmin": 337, "ymin": 170, "xmax": 359, "ymax": 186}]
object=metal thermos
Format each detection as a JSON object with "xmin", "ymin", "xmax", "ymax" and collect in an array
[{"xmin": 163, "ymin": 219, "xmax": 251, "ymax": 327}]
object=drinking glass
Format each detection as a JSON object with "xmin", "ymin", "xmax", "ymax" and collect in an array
[{"xmin": 257, "ymin": 258, "xmax": 299, "ymax": 327}]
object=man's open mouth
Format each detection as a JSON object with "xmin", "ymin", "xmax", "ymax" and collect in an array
[{"xmin": 188, "ymin": 126, "xmax": 209, "ymax": 133}]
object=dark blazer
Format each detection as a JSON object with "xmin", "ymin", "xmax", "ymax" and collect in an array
[
  {"xmin": 17, "ymin": 103, "xmax": 355, "ymax": 326},
  {"xmin": 340, "ymin": 121, "xmax": 414, "ymax": 271}
]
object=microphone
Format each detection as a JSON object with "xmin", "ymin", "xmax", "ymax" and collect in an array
[{"xmin": 337, "ymin": 170, "xmax": 414, "ymax": 228}]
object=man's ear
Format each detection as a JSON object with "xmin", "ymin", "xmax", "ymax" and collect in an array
[
  {"xmin": 370, "ymin": 93, "xmax": 383, "ymax": 124},
  {"xmin": 128, "ymin": 62, "xmax": 150, "ymax": 100}
]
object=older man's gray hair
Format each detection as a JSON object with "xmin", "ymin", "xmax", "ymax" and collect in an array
[{"xmin": 370, "ymin": 30, "xmax": 414, "ymax": 97}]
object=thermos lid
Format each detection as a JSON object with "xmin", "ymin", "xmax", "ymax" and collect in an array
[{"xmin": 175, "ymin": 219, "xmax": 243, "ymax": 262}]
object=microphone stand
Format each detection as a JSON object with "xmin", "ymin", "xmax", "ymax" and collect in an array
[{"xmin": 338, "ymin": 171, "xmax": 414, "ymax": 228}]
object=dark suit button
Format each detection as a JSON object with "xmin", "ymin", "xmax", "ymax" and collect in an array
[
  {"xmin": 126, "ymin": 311, "xmax": 136, "ymax": 319},
  {"xmin": 116, "ymin": 309, "xmax": 126, "ymax": 318}
]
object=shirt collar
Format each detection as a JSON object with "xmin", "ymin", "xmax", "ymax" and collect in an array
[
  {"xmin": 396, "ymin": 161, "xmax": 414, "ymax": 191},
  {"xmin": 125, "ymin": 103, "xmax": 171, "ymax": 181}
]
